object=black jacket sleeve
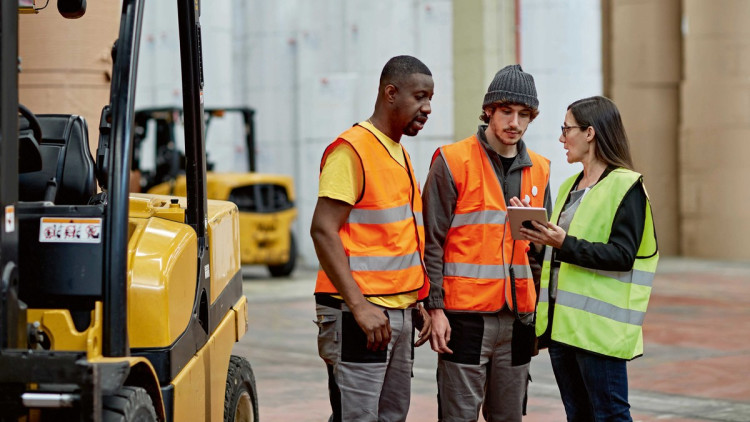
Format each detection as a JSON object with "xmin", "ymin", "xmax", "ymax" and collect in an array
[{"xmin": 555, "ymin": 181, "xmax": 647, "ymax": 272}]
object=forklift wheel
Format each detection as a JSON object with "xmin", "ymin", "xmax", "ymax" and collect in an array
[
  {"xmin": 103, "ymin": 386, "xmax": 157, "ymax": 422},
  {"xmin": 224, "ymin": 355, "xmax": 259, "ymax": 422},
  {"xmin": 267, "ymin": 232, "xmax": 297, "ymax": 278}
]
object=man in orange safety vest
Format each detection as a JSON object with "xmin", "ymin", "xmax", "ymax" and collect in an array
[{"xmin": 423, "ymin": 64, "xmax": 551, "ymax": 421}]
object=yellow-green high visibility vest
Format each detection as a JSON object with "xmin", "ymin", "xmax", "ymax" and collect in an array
[{"xmin": 535, "ymin": 168, "xmax": 659, "ymax": 360}]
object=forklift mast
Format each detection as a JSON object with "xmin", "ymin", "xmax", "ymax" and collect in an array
[
  {"xmin": 0, "ymin": 0, "xmax": 22, "ymax": 351},
  {"xmin": 0, "ymin": 0, "xmax": 224, "ymax": 420},
  {"xmin": 100, "ymin": 0, "xmax": 144, "ymax": 357},
  {"xmin": 98, "ymin": 0, "xmax": 208, "ymax": 357},
  {"xmin": 41, "ymin": 0, "xmax": 208, "ymax": 357},
  {"xmin": 133, "ymin": 106, "xmax": 257, "ymax": 192}
]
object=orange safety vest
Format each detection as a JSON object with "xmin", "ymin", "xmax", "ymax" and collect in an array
[
  {"xmin": 315, "ymin": 124, "xmax": 428, "ymax": 298},
  {"xmin": 437, "ymin": 135, "xmax": 549, "ymax": 312}
]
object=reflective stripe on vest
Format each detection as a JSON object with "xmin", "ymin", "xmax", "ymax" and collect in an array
[
  {"xmin": 443, "ymin": 263, "xmax": 533, "ymax": 280},
  {"xmin": 535, "ymin": 168, "xmax": 659, "ymax": 360},
  {"xmin": 438, "ymin": 135, "xmax": 550, "ymax": 312},
  {"xmin": 450, "ymin": 209, "xmax": 507, "ymax": 226},
  {"xmin": 349, "ymin": 204, "xmax": 423, "ymax": 226},
  {"xmin": 349, "ymin": 251, "xmax": 422, "ymax": 272},
  {"xmin": 315, "ymin": 125, "xmax": 427, "ymax": 297}
]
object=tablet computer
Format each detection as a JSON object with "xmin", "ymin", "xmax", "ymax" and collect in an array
[{"xmin": 507, "ymin": 206, "xmax": 548, "ymax": 240}]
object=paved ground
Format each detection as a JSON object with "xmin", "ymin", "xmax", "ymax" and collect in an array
[{"xmin": 233, "ymin": 257, "xmax": 750, "ymax": 421}]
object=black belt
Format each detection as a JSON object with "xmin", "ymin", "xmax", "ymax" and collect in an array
[
  {"xmin": 315, "ymin": 293, "xmax": 417, "ymax": 310},
  {"xmin": 315, "ymin": 294, "xmax": 346, "ymax": 309}
]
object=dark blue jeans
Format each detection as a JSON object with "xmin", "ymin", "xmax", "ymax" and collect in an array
[{"xmin": 548, "ymin": 341, "xmax": 632, "ymax": 422}]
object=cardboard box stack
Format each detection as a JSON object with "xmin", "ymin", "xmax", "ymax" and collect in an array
[
  {"xmin": 18, "ymin": 1, "xmax": 120, "ymax": 162},
  {"xmin": 680, "ymin": 0, "xmax": 750, "ymax": 259},
  {"xmin": 609, "ymin": 0, "xmax": 681, "ymax": 255}
]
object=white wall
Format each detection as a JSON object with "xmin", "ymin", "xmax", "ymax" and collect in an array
[
  {"xmin": 237, "ymin": 0, "xmax": 454, "ymax": 269},
  {"xmin": 135, "ymin": 0, "xmax": 604, "ymax": 269},
  {"xmin": 136, "ymin": 1, "xmax": 181, "ymax": 108},
  {"xmin": 136, "ymin": 0, "xmax": 454, "ymax": 269},
  {"xmin": 136, "ymin": 0, "xmax": 248, "ymax": 173},
  {"xmin": 519, "ymin": 0, "xmax": 603, "ymax": 198}
]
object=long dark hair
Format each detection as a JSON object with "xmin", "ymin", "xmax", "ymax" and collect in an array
[{"xmin": 568, "ymin": 96, "xmax": 634, "ymax": 170}]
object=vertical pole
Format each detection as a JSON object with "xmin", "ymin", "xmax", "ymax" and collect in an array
[
  {"xmin": 103, "ymin": 0, "xmax": 143, "ymax": 357},
  {"xmin": 177, "ymin": 0, "xmax": 207, "ymax": 243},
  {"xmin": 515, "ymin": 0, "xmax": 521, "ymax": 64},
  {"xmin": 0, "ymin": 0, "xmax": 21, "ymax": 350}
]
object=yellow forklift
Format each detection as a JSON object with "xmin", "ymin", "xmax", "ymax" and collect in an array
[
  {"xmin": 131, "ymin": 107, "xmax": 297, "ymax": 277},
  {"xmin": 0, "ymin": 1, "xmax": 257, "ymax": 420}
]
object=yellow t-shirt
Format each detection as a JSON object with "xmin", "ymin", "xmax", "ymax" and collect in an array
[{"xmin": 318, "ymin": 121, "xmax": 418, "ymax": 309}]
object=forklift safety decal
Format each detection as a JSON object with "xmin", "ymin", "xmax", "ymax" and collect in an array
[
  {"xmin": 4, "ymin": 206, "xmax": 14, "ymax": 233},
  {"xmin": 39, "ymin": 217, "xmax": 102, "ymax": 244}
]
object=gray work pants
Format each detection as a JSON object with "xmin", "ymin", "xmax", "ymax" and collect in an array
[
  {"xmin": 315, "ymin": 301, "xmax": 415, "ymax": 422},
  {"xmin": 437, "ymin": 309, "xmax": 531, "ymax": 422}
]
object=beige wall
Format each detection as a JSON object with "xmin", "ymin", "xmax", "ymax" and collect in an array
[
  {"xmin": 18, "ymin": 1, "xmax": 120, "ymax": 155},
  {"xmin": 607, "ymin": 0, "xmax": 682, "ymax": 256},
  {"xmin": 453, "ymin": 0, "xmax": 516, "ymax": 140},
  {"xmin": 607, "ymin": 0, "xmax": 750, "ymax": 260},
  {"xmin": 680, "ymin": 0, "xmax": 750, "ymax": 260}
]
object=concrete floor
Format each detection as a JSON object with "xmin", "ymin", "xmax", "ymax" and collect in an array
[{"xmin": 234, "ymin": 257, "xmax": 750, "ymax": 421}]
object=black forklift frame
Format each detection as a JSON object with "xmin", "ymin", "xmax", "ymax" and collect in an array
[
  {"xmin": 0, "ymin": 0, "xmax": 210, "ymax": 420},
  {"xmin": 102, "ymin": 0, "xmax": 145, "ymax": 358},
  {"xmin": 205, "ymin": 107, "xmax": 256, "ymax": 172},
  {"xmin": 0, "ymin": 0, "xmax": 22, "ymax": 352},
  {"xmin": 103, "ymin": 0, "xmax": 209, "ymax": 356},
  {"xmin": 131, "ymin": 106, "xmax": 257, "ymax": 191}
]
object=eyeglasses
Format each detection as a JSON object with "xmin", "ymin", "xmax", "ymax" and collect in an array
[{"xmin": 561, "ymin": 125, "xmax": 588, "ymax": 137}]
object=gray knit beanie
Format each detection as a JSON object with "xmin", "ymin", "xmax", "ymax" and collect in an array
[{"xmin": 482, "ymin": 64, "xmax": 539, "ymax": 110}]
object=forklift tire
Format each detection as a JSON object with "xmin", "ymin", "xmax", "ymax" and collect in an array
[
  {"xmin": 103, "ymin": 386, "xmax": 157, "ymax": 422},
  {"xmin": 267, "ymin": 232, "xmax": 296, "ymax": 278},
  {"xmin": 224, "ymin": 355, "xmax": 259, "ymax": 422}
]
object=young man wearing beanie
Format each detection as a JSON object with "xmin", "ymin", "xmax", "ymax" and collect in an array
[
  {"xmin": 422, "ymin": 64, "xmax": 551, "ymax": 421},
  {"xmin": 310, "ymin": 55, "xmax": 433, "ymax": 421}
]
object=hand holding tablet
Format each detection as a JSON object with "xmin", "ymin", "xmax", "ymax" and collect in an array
[{"xmin": 507, "ymin": 206, "xmax": 548, "ymax": 240}]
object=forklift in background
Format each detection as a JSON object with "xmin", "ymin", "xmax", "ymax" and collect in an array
[
  {"xmin": 0, "ymin": 0, "xmax": 258, "ymax": 420},
  {"xmin": 132, "ymin": 107, "xmax": 297, "ymax": 277}
]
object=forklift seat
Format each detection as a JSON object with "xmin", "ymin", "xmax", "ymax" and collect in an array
[{"xmin": 18, "ymin": 114, "xmax": 97, "ymax": 205}]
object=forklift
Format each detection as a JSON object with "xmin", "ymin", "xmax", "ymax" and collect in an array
[
  {"xmin": 131, "ymin": 107, "xmax": 298, "ymax": 277},
  {"xmin": 0, "ymin": 0, "xmax": 258, "ymax": 420}
]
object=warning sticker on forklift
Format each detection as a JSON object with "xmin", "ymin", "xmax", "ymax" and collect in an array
[
  {"xmin": 39, "ymin": 217, "xmax": 102, "ymax": 244},
  {"xmin": 5, "ymin": 206, "xmax": 14, "ymax": 233}
]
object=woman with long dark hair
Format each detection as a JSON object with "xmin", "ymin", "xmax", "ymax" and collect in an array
[{"xmin": 515, "ymin": 96, "xmax": 659, "ymax": 421}]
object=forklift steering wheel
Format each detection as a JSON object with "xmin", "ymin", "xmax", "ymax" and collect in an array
[{"xmin": 19, "ymin": 103, "xmax": 43, "ymax": 143}]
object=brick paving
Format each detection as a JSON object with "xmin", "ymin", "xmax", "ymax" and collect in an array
[{"xmin": 235, "ymin": 257, "xmax": 750, "ymax": 421}]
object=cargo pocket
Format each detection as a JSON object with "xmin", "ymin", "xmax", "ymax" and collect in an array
[
  {"xmin": 511, "ymin": 312, "xmax": 535, "ymax": 366},
  {"xmin": 511, "ymin": 318, "xmax": 535, "ymax": 366},
  {"xmin": 443, "ymin": 312, "xmax": 484, "ymax": 365},
  {"xmin": 341, "ymin": 311, "xmax": 388, "ymax": 363},
  {"xmin": 314, "ymin": 310, "xmax": 340, "ymax": 365}
]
